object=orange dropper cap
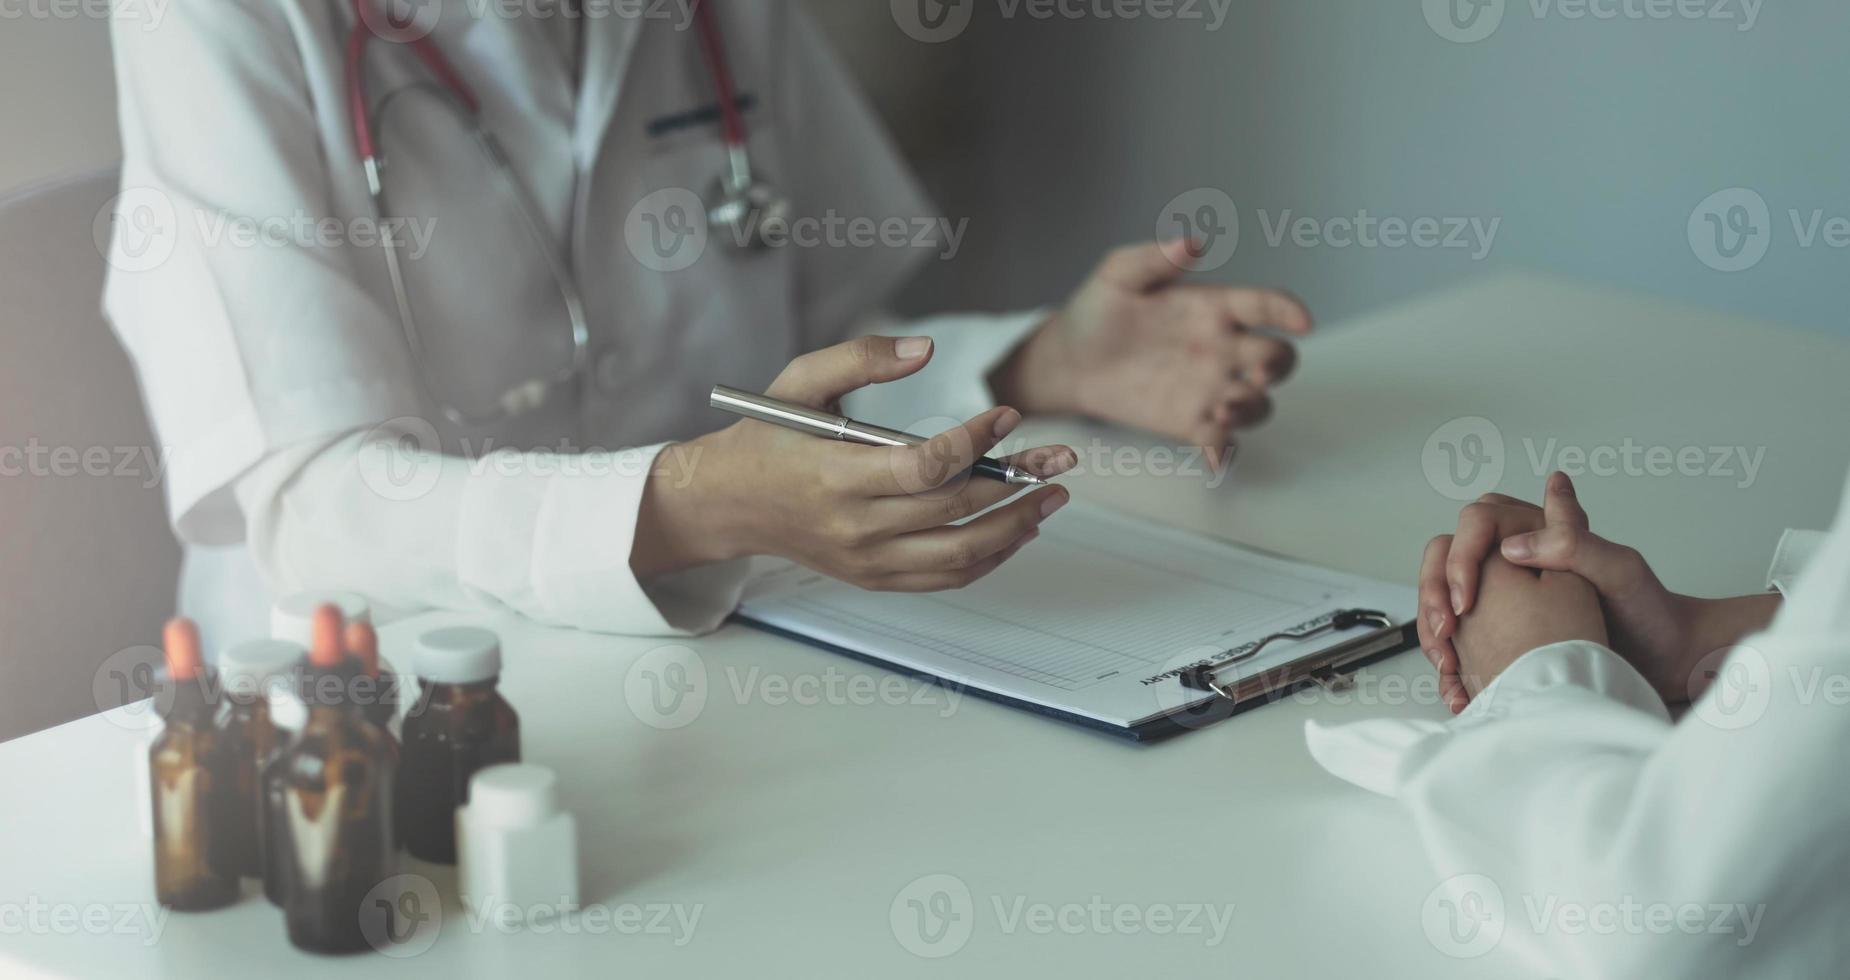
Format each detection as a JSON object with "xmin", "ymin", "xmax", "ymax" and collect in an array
[
  {"xmin": 308, "ymin": 604, "xmax": 346, "ymax": 669},
  {"xmin": 346, "ymin": 621, "xmax": 380, "ymax": 678},
  {"xmin": 162, "ymin": 618, "xmax": 204, "ymax": 681}
]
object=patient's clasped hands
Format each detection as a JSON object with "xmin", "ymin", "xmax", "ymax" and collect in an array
[{"xmin": 1416, "ymin": 472, "xmax": 1781, "ymax": 713}]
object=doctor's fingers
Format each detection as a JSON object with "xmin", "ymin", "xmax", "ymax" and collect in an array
[
  {"xmin": 1187, "ymin": 415, "xmax": 1239, "ymax": 472},
  {"xmin": 868, "ymin": 406, "xmax": 1028, "ymax": 497},
  {"xmin": 765, "ymin": 335, "xmax": 936, "ymax": 408},
  {"xmin": 1443, "ymin": 495, "xmax": 1546, "ymax": 620},
  {"xmin": 1094, "ymin": 239, "xmax": 1198, "ymax": 292},
  {"xmin": 1206, "ymin": 380, "xmax": 1273, "ymax": 430},
  {"xmin": 1233, "ymin": 333, "xmax": 1299, "ymax": 387},
  {"xmin": 876, "ymin": 447, "xmax": 1079, "ymax": 533},
  {"xmin": 1172, "ymin": 283, "xmax": 1314, "ymax": 338},
  {"xmin": 863, "ymin": 489, "xmax": 1064, "ymax": 592},
  {"xmin": 1182, "ymin": 336, "xmax": 1291, "ymax": 392}
]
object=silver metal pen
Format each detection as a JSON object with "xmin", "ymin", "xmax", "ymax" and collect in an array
[{"xmin": 710, "ymin": 385, "xmax": 1048, "ymax": 486}]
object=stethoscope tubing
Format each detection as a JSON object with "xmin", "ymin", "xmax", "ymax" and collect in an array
[{"xmin": 343, "ymin": 0, "xmax": 773, "ymax": 426}]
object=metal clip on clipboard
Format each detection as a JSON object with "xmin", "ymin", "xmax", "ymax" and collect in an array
[{"xmin": 1178, "ymin": 609, "xmax": 1411, "ymax": 707}]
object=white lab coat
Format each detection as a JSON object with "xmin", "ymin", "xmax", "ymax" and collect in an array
[
  {"xmin": 104, "ymin": 2, "xmax": 1043, "ymax": 646},
  {"xmin": 1306, "ymin": 472, "xmax": 1850, "ymax": 978}
]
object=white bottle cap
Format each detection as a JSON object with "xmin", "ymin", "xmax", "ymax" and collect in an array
[
  {"xmin": 219, "ymin": 639, "xmax": 304, "ymax": 701},
  {"xmin": 466, "ymin": 764, "xmax": 559, "ymax": 828},
  {"xmin": 414, "ymin": 627, "xmax": 502, "ymax": 685},
  {"xmin": 271, "ymin": 591, "xmax": 371, "ymax": 648},
  {"xmin": 268, "ymin": 683, "xmax": 308, "ymax": 732}
]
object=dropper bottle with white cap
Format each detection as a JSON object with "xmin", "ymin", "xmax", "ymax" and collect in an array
[
  {"xmin": 398, "ymin": 627, "xmax": 521, "ymax": 865},
  {"xmin": 216, "ymin": 638, "xmax": 304, "ymax": 880},
  {"xmin": 272, "ymin": 591, "xmax": 397, "ymax": 731},
  {"xmin": 262, "ymin": 592, "xmax": 371, "ymax": 906}
]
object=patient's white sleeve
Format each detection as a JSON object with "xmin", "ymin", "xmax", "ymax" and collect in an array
[
  {"xmin": 234, "ymin": 433, "xmax": 749, "ymax": 636},
  {"xmin": 1767, "ymin": 529, "xmax": 1830, "ymax": 597},
  {"xmin": 1305, "ymin": 488, "xmax": 1850, "ymax": 977}
]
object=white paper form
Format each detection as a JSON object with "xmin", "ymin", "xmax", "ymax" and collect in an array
[{"xmin": 739, "ymin": 502, "xmax": 1416, "ymax": 730}]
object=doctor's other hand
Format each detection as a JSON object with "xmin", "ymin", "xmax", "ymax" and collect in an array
[
  {"xmin": 634, "ymin": 336, "xmax": 1077, "ymax": 592},
  {"xmin": 1419, "ymin": 471, "xmax": 1780, "ymax": 711},
  {"xmin": 990, "ymin": 239, "xmax": 1312, "ymax": 468},
  {"xmin": 1450, "ymin": 556, "xmax": 1608, "ymax": 698}
]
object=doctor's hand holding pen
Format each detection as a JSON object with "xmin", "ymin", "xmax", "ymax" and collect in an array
[
  {"xmin": 1416, "ymin": 472, "xmax": 1784, "ymax": 711},
  {"xmin": 630, "ymin": 336, "xmax": 1079, "ymax": 594},
  {"xmin": 626, "ymin": 239, "xmax": 1309, "ymax": 595}
]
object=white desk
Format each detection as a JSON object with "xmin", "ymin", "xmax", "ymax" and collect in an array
[{"xmin": 5, "ymin": 273, "xmax": 1849, "ymax": 978}]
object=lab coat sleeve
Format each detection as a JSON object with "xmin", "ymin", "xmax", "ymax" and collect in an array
[
  {"xmin": 235, "ymin": 432, "xmax": 748, "ymax": 636},
  {"xmin": 103, "ymin": 1, "xmax": 423, "ymax": 545},
  {"xmin": 1304, "ymin": 478, "xmax": 1850, "ymax": 977}
]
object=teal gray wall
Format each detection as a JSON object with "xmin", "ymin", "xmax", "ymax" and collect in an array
[{"xmin": 875, "ymin": 1, "xmax": 1849, "ymax": 337}]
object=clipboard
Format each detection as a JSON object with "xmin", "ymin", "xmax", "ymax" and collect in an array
[
  {"xmin": 733, "ymin": 502, "xmax": 1420, "ymax": 743},
  {"xmin": 736, "ymin": 609, "xmax": 1417, "ymax": 743}
]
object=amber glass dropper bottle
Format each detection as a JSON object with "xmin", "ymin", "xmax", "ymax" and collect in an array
[
  {"xmin": 277, "ymin": 606, "xmax": 398, "ymax": 955},
  {"xmin": 149, "ymin": 618, "xmax": 240, "ymax": 911}
]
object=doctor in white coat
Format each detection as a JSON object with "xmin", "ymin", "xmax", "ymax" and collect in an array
[
  {"xmin": 103, "ymin": 0, "xmax": 1310, "ymax": 644},
  {"xmin": 1308, "ymin": 468, "xmax": 1850, "ymax": 977}
]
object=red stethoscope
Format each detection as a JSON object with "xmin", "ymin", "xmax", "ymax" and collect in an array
[{"xmin": 341, "ymin": 0, "xmax": 786, "ymax": 426}]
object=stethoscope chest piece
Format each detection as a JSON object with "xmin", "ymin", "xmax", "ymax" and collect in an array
[{"xmin": 706, "ymin": 135, "xmax": 789, "ymax": 250}]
